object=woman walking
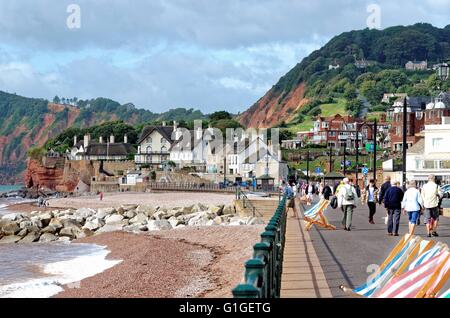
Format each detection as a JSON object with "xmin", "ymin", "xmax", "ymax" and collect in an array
[
  {"xmin": 401, "ymin": 180, "xmax": 423, "ymax": 235},
  {"xmin": 365, "ymin": 179, "xmax": 379, "ymax": 224}
]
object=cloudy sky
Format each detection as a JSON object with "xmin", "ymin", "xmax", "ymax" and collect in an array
[{"xmin": 0, "ymin": 0, "xmax": 448, "ymax": 114}]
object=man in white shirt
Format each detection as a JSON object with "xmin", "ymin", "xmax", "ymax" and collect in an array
[
  {"xmin": 337, "ymin": 178, "xmax": 359, "ymax": 231},
  {"xmin": 421, "ymin": 175, "xmax": 443, "ymax": 237}
]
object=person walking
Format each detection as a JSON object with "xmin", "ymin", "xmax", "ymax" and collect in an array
[
  {"xmin": 384, "ymin": 181, "xmax": 404, "ymax": 236},
  {"xmin": 378, "ymin": 176, "xmax": 392, "ymax": 205},
  {"xmin": 337, "ymin": 178, "xmax": 358, "ymax": 231},
  {"xmin": 421, "ymin": 175, "xmax": 443, "ymax": 237},
  {"xmin": 402, "ymin": 180, "xmax": 423, "ymax": 235},
  {"xmin": 282, "ymin": 181, "xmax": 297, "ymax": 218},
  {"xmin": 306, "ymin": 182, "xmax": 315, "ymax": 206},
  {"xmin": 365, "ymin": 179, "xmax": 379, "ymax": 224},
  {"xmin": 322, "ymin": 182, "xmax": 333, "ymax": 201}
]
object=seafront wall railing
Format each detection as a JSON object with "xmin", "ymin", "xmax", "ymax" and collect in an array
[
  {"xmin": 147, "ymin": 182, "xmax": 237, "ymax": 193},
  {"xmin": 232, "ymin": 195, "xmax": 287, "ymax": 298}
]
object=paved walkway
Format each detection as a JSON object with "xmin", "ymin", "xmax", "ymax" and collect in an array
[{"xmin": 280, "ymin": 199, "xmax": 333, "ymax": 298}]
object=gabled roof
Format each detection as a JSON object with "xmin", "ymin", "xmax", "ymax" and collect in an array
[
  {"xmin": 138, "ymin": 126, "xmax": 175, "ymax": 144},
  {"xmin": 85, "ymin": 143, "xmax": 136, "ymax": 156},
  {"xmin": 407, "ymin": 138, "xmax": 425, "ymax": 155}
]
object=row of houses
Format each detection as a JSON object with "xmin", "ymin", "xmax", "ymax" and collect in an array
[
  {"xmin": 67, "ymin": 121, "xmax": 288, "ymax": 185},
  {"xmin": 282, "ymin": 92, "xmax": 450, "ymax": 153}
]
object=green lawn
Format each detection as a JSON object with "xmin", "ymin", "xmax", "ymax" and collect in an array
[{"xmin": 319, "ymin": 98, "xmax": 347, "ymax": 117}]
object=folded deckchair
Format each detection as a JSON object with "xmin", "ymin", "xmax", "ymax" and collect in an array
[
  {"xmin": 373, "ymin": 250, "xmax": 450, "ymax": 298},
  {"xmin": 302, "ymin": 199, "xmax": 335, "ymax": 231},
  {"xmin": 347, "ymin": 236, "xmax": 422, "ymax": 297}
]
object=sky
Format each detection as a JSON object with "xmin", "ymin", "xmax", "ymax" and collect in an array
[{"xmin": 0, "ymin": 0, "xmax": 449, "ymax": 114}]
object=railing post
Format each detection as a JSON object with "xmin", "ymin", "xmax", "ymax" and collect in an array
[
  {"xmin": 253, "ymin": 242, "xmax": 271, "ymax": 298},
  {"xmin": 260, "ymin": 230, "xmax": 276, "ymax": 297}
]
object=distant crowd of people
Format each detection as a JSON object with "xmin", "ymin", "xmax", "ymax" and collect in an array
[{"xmin": 281, "ymin": 173, "xmax": 444, "ymax": 237}]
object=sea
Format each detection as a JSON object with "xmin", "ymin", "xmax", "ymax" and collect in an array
[{"xmin": 0, "ymin": 184, "xmax": 121, "ymax": 298}]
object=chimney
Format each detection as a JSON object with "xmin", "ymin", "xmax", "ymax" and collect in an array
[
  {"xmin": 99, "ymin": 136, "xmax": 103, "ymax": 144},
  {"xmin": 124, "ymin": 134, "xmax": 128, "ymax": 144},
  {"xmin": 74, "ymin": 135, "xmax": 77, "ymax": 146},
  {"xmin": 196, "ymin": 127, "xmax": 202, "ymax": 140},
  {"xmin": 162, "ymin": 121, "xmax": 166, "ymax": 127},
  {"xmin": 173, "ymin": 121, "xmax": 178, "ymax": 130},
  {"xmin": 110, "ymin": 134, "xmax": 115, "ymax": 144},
  {"xmin": 83, "ymin": 134, "xmax": 89, "ymax": 148}
]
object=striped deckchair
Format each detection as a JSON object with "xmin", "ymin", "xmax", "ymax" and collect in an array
[
  {"xmin": 408, "ymin": 242, "xmax": 445, "ymax": 272},
  {"xmin": 302, "ymin": 199, "xmax": 335, "ymax": 231},
  {"xmin": 349, "ymin": 236, "xmax": 422, "ymax": 297},
  {"xmin": 373, "ymin": 250, "xmax": 450, "ymax": 298},
  {"xmin": 439, "ymin": 288, "xmax": 450, "ymax": 298}
]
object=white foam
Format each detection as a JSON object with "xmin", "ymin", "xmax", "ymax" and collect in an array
[{"xmin": 0, "ymin": 245, "xmax": 121, "ymax": 298}]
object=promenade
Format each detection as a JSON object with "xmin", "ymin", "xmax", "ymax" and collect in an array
[{"xmin": 280, "ymin": 199, "xmax": 450, "ymax": 298}]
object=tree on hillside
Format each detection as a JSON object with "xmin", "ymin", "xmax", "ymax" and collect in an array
[
  {"xmin": 209, "ymin": 111, "xmax": 232, "ymax": 121},
  {"xmin": 53, "ymin": 96, "xmax": 61, "ymax": 104}
]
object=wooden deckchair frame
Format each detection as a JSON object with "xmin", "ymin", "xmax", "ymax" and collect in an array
[
  {"xmin": 303, "ymin": 200, "xmax": 335, "ymax": 231},
  {"xmin": 378, "ymin": 234, "xmax": 414, "ymax": 272},
  {"xmin": 395, "ymin": 240, "xmax": 436, "ymax": 276},
  {"xmin": 416, "ymin": 249, "xmax": 450, "ymax": 298}
]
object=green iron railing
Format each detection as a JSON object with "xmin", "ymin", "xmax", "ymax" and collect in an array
[{"xmin": 232, "ymin": 195, "xmax": 287, "ymax": 298}]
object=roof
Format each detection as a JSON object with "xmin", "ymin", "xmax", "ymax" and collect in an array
[
  {"xmin": 138, "ymin": 126, "xmax": 175, "ymax": 144},
  {"xmin": 407, "ymin": 138, "xmax": 425, "ymax": 155},
  {"xmin": 170, "ymin": 130, "xmax": 203, "ymax": 151},
  {"xmin": 85, "ymin": 143, "xmax": 136, "ymax": 156}
]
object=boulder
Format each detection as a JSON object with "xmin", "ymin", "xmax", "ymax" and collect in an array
[
  {"xmin": 121, "ymin": 204, "xmax": 138, "ymax": 211},
  {"xmin": 41, "ymin": 225, "xmax": 59, "ymax": 234},
  {"xmin": 136, "ymin": 205, "xmax": 157, "ymax": 217},
  {"xmin": 147, "ymin": 220, "xmax": 172, "ymax": 231},
  {"xmin": 124, "ymin": 210, "xmax": 137, "ymax": 219},
  {"xmin": 213, "ymin": 216, "xmax": 224, "ymax": 225},
  {"xmin": 181, "ymin": 205, "xmax": 194, "ymax": 214},
  {"xmin": 167, "ymin": 209, "xmax": 184, "ymax": 218},
  {"xmin": 105, "ymin": 214, "xmax": 124, "ymax": 224},
  {"xmin": 17, "ymin": 228, "xmax": 28, "ymax": 237},
  {"xmin": 211, "ymin": 205, "xmax": 225, "ymax": 216},
  {"xmin": 61, "ymin": 219, "xmax": 81, "ymax": 228},
  {"xmin": 18, "ymin": 232, "xmax": 41, "ymax": 244},
  {"xmin": 96, "ymin": 208, "xmax": 116, "ymax": 220},
  {"xmin": 123, "ymin": 224, "xmax": 148, "ymax": 233},
  {"xmin": 1, "ymin": 222, "xmax": 20, "ymax": 236},
  {"xmin": 223, "ymin": 205, "xmax": 236, "ymax": 215},
  {"xmin": 38, "ymin": 212, "xmax": 53, "ymax": 227},
  {"xmin": 29, "ymin": 217, "xmax": 43, "ymax": 228},
  {"xmin": 0, "ymin": 235, "xmax": 22, "ymax": 244},
  {"xmin": 39, "ymin": 233, "xmax": 58, "ymax": 243},
  {"xmin": 58, "ymin": 237, "xmax": 71, "ymax": 242},
  {"xmin": 192, "ymin": 203, "xmax": 209, "ymax": 213},
  {"xmin": 96, "ymin": 223, "xmax": 125, "ymax": 233},
  {"xmin": 187, "ymin": 213, "xmax": 211, "ymax": 227},
  {"xmin": 129, "ymin": 213, "xmax": 147, "ymax": 225},
  {"xmin": 82, "ymin": 218, "xmax": 104, "ymax": 231},
  {"xmin": 229, "ymin": 217, "xmax": 246, "ymax": 226},
  {"xmin": 175, "ymin": 224, "xmax": 186, "ymax": 229},
  {"xmin": 168, "ymin": 217, "xmax": 183, "ymax": 228},
  {"xmin": 59, "ymin": 225, "xmax": 82, "ymax": 239},
  {"xmin": 49, "ymin": 218, "xmax": 63, "ymax": 231},
  {"xmin": 19, "ymin": 220, "xmax": 33, "ymax": 230},
  {"xmin": 152, "ymin": 211, "xmax": 167, "ymax": 220},
  {"xmin": 75, "ymin": 208, "xmax": 96, "ymax": 219}
]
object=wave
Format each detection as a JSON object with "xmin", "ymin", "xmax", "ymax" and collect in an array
[{"xmin": 0, "ymin": 245, "xmax": 121, "ymax": 298}]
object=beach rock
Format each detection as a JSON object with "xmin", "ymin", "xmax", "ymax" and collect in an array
[
  {"xmin": 96, "ymin": 222, "xmax": 125, "ymax": 233},
  {"xmin": 123, "ymin": 223, "xmax": 148, "ymax": 233},
  {"xmin": 17, "ymin": 228, "xmax": 28, "ymax": 237},
  {"xmin": 96, "ymin": 208, "xmax": 116, "ymax": 219},
  {"xmin": 19, "ymin": 220, "xmax": 33, "ymax": 230},
  {"xmin": 175, "ymin": 224, "xmax": 186, "ymax": 229},
  {"xmin": 61, "ymin": 219, "xmax": 81, "ymax": 228},
  {"xmin": 49, "ymin": 218, "xmax": 63, "ymax": 231},
  {"xmin": 18, "ymin": 232, "xmax": 41, "ymax": 244},
  {"xmin": 211, "ymin": 205, "xmax": 225, "ymax": 216},
  {"xmin": 124, "ymin": 210, "xmax": 136, "ymax": 219},
  {"xmin": 0, "ymin": 235, "xmax": 22, "ymax": 244},
  {"xmin": 58, "ymin": 237, "xmax": 71, "ymax": 242},
  {"xmin": 60, "ymin": 225, "xmax": 82, "ymax": 239},
  {"xmin": 1, "ymin": 222, "xmax": 20, "ymax": 236},
  {"xmin": 182, "ymin": 205, "xmax": 195, "ymax": 214},
  {"xmin": 223, "ymin": 205, "xmax": 236, "ymax": 215},
  {"xmin": 213, "ymin": 216, "xmax": 224, "ymax": 225},
  {"xmin": 121, "ymin": 204, "xmax": 138, "ymax": 212},
  {"xmin": 168, "ymin": 217, "xmax": 183, "ymax": 228},
  {"xmin": 152, "ymin": 211, "xmax": 167, "ymax": 220},
  {"xmin": 41, "ymin": 225, "xmax": 59, "ymax": 234},
  {"xmin": 187, "ymin": 213, "xmax": 211, "ymax": 227},
  {"xmin": 129, "ymin": 213, "xmax": 147, "ymax": 225},
  {"xmin": 192, "ymin": 203, "xmax": 209, "ymax": 213},
  {"xmin": 136, "ymin": 205, "xmax": 157, "ymax": 217},
  {"xmin": 82, "ymin": 218, "xmax": 104, "ymax": 231},
  {"xmin": 39, "ymin": 233, "xmax": 58, "ymax": 243},
  {"xmin": 29, "ymin": 216, "xmax": 43, "ymax": 228},
  {"xmin": 167, "ymin": 209, "xmax": 184, "ymax": 218},
  {"xmin": 147, "ymin": 220, "xmax": 172, "ymax": 231},
  {"xmin": 75, "ymin": 208, "xmax": 96, "ymax": 219},
  {"xmin": 38, "ymin": 212, "xmax": 53, "ymax": 227},
  {"xmin": 116, "ymin": 207, "xmax": 125, "ymax": 214},
  {"xmin": 105, "ymin": 214, "xmax": 124, "ymax": 224},
  {"xmin": 229, "ymin": 217, "xmax": 246, "ymax": 226}
]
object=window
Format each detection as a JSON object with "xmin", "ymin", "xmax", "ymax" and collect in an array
[
  {"xmin": 146, "ymin": 146, "xmax": 152, "ymax": 153},
  {"xmin": 147, "ymin": 137, "xmax": 152, "ymax": 144},
  {"xmin": 432, "ymin": 138, "xmax": 443, "ymax": 149},
  {"xmin": 161, "ymin": 146, "xmax": 167, "ymax": 152},
  {"xmin": 441, "ymin": 161, "xmax": 450, "ymax": 169},
  {"xmin": 161, "ymin": 138, "xmax": 167, "ymax": 144},
  {"xmin": 424, "ymin": 161, "xmax": 437, "ymax": 169}
]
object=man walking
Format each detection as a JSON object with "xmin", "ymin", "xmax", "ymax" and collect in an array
[
  {"xmin": 322, "ymin": 182, "xmax": 333, "ymax": 201},
  {"xmin": 421, "ymin": 175, "xmax": 443, "ymax": 237},
  {"xmin": 378, "ymin": 176, "xmax": 391, "ymax": 205},
  {"xmin": 384, "ymin": 181, "xmax": 404, "ymax": 236},
  {"xmin": 337, "ymin": 178, "xmax": 358, "ymax": 231}
]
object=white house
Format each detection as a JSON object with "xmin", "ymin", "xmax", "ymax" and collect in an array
[
  {"xmin": 406, "ymin": 117, "xmax": 450, "ymax": 185},
  {"xmin": 135, "ymin": 122, "xmax": 176, "ymax": 167}
]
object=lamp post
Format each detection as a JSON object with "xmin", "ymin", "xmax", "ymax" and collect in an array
[
  {"xmin": 402, "ymin": 97, "xmax": 408, "ymax": 190},
  {"xmin": 306, "ymin": 148, "xmax": 310, "ymax": 184}
]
